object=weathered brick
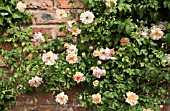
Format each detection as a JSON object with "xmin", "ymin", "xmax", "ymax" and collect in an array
[
  {"xmin": 38, "ymin": 107, "xmax": 55, "ymax": 111},
  {"xmin": 56, "ymin": 26, "xmax": 66, "ymax": 37},
  {"xmin": 25, "ymin": 0, "xmax": 54, "ymax": 10},
  {"xmin": 15, "ymin": 94, "xmax": 37, "ymax": 106},
  {"xmin": 37, "ymin": 93, "xmax": 56, "ymax": 105},
  {"xmin": 10, "ymin": 106, "xmax": 38, "ymax": 111},
  {"xmin": 31, "ymin": 26, "xmax": 52, "ymax": 37},
  {"xmin": 33, "ymin": 11, "xmax": 68, "ymax": 24},
  {"xmin": 57, "ymin": 0, "xmax": 84, "ymax": 9}
]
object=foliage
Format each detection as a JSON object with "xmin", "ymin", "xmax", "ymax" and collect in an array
[{"xmin": 1, "ymin": 0, "xmax": 170, "ymax": 111}]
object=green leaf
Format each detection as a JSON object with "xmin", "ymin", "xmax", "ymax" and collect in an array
[
  {"xmin": 12, "ymin": 13, "xmax": 22, "ymax": 18},
  {"xmin": 125, "ymin": 24, "xmax": 132, "ymax": 34}
]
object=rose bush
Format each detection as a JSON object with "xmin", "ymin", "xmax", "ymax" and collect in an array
[{"xmin": 1, "ymin": 0, "xmax": 170, "ymax": 111}]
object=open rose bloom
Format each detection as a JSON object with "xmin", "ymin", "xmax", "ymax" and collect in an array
[
  {"xmin": 55, "ymin": 92, "xmax": 68, "ymax": 105},
  {"xmin": 125, "ymin": 92, "xmax": 139, "ymax": 106},
  {"xmin": 150, "ymin": 27, "xmax": 164, "ymax": 40},
  {"xmin": 80, "ymin": 11, "xmax": 95, "ymax": 24},
  {"xmin": 66, "ymin": 44, "xmax": 77, "ymax": 54},
  {"xmin": 42, "ymin": 51, "xmax": 58, "ymax": 65},
  {"xmin": 66, "ymin": 53, "xmax": 78, "ymax": 64},
  {"xmin": 93, "ymin": 80, "xmax": 99, "ymax": 86},
  {"xmin": 56, "ymin": 9, "xmax": 67, "ymax": 19},
  {"xmin": 31, "ymin": 32, "xmax": 45, "ymax": 46},
  {"xmin": 92, "ymin": 93, "xmax": 101, "ymax": 104},
  {"xmin": 73, "ymin": 72, "xmax": 85, "ymax": 83},
  {"xmin": 16, "ymin": 1, "xmax": 27, "ymax": 12},
  {"xmin": 28, "ymin": 76, "xmax": 43, "ymax": 87}
]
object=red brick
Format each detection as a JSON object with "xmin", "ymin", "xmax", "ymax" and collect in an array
[
  {"xmin": 37, "ymin": 93, "xmax": 56, "ymax": 105},
  {"xmin": 38, "ymin": 107, "xmax": 55, "ymax": 111},
  {"xmin": 25, "ymin": 0, "xmax": 53, "ymax": 10},
  {"xmin": 33, "ymin": 11, "xmax": 68, "ymax": 24},
  {"xmin": 57, "ymin": 0, "xmax": 84, "ymax": 9},
  {"xmin": 10, "ymin": 106, "xmax": 37, "ymax": 111},
  {"xmin": 31, "ymin": 26, "xmax": 52, "ymax": 37}
]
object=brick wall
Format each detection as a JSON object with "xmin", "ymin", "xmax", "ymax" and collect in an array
[{"xmin": 9, "ymin": 0, "xmax": 86, "ymax": 111}]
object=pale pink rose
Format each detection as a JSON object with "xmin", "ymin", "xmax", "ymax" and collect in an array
[
  {"xmin": 160, "ymin": 105, "xmax": 163, "ymax": 109},
  {"xmin": 82, "ymin": 52, "xmax": 86, "ymax": 57},
  {"xmin": 97, "ymin": 61, "xmax": 102, "ymax": 65},
  {"xmin": 125, "ymin": 92, "xmax": 139, "ymax": 106},
  {"xmin": 93, "ymin": 50, "xmax": 100, "ymax": 57},
  {"xmin": 110, "ymin": 49, "xmax": 115, "ymax": 55},
  {"xmin": 71, "ymin": 28, "xmax": 81, "ymax": 36},
  {"xmin": 150, "ymin": 27, "xmax": 164, "ymax": 40},
  {"xmin": 31, "ymin": 32, "xmax": 45, "ymax": 46},
  {"xmin": 42, "ymin": 51, "xmax": 58, "ymax": 65},
  {"xmin": 92, "ymin": 93, "xmax": 101, "ymax": 104},
  {"xmin": 66, "ymin": 53, "xmax": 78, "ymax": 64},
  {"xmin": 28, "ymin": 76, "xmax": 43, "ymax": 87},
  {"xmin": 17, "ymin": 1, "xmax": 27, "ymax": 12},
  {"xmin": 66, "ymin": 44, "xmax": 77, "ymax": 54},
  {"xmin": 99, "ymin": 48, "xmax": 110, "ymax": 60},
  {"xmin": 66, "ymin": 68, "xmax": 70, "ymax": 72},
  {"xmin": 93, "ymin": 80, "xmax": 99, "ymax": 86},
  {"xmin": 55, "ymin": 92, "xmax": 68, "ymax": 105},
  {"xmin": 56, "ymin": 9, "xmax": 67, "ymax": 19},
  {"xmin": 73, "ymin": 72, "xmax": 85, "ymax": 83},
  {"xmin": 93, "ymin": 67, "xmax": 106, "ymax": 78},
  {"xmin": 143, "ymin": 108, "xmax": 152, "ymax": 111}
]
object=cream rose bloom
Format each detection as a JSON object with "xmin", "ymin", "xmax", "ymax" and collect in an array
[
  {"xmin": 92, "ymin": 93, "xmax": 101, "ymax": 104},
  {"xmin": 55, "ymin": 92, "xmax": 68, "ymax": 105},
  {"xmin": 71, "ymin": 27, "xmax": 81, "ymax": 36},
  {"xmin": 125, "ymin": 92, "xmax": 139, "ymax": 106},
  {"xmin": 80, "ymin": 11, "xmax": 95, "ymax": 24},
  {"xmin": 56, "ymin": 9, "xmax": 67, "ymax": 19},
  {"xmin": 93, "ymin": 80, "xmax": 99, "ymax": 86},
  {"xmin": 28, "ymin": 76, "xmax": 43, "ymax": 87},
  {"xmin": 42, "ymin": 51, "xmax": 58, "ymax": 65},
  {"xmin": 17, "ymin": 1, "xmax": 27, "ymax": 12}
]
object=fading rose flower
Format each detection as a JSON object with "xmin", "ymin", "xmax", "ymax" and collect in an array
[
  {"xmin": 143, "ymin": 108, "xmax": 152, "ymax": 111},
  {"xmin": 73, "ymin": 72, "xmax": 85, "ymax": 83},
  {"xmin": 159, "ymin": 21, "xmax": 168, "ymax": 30},
  {"xmin": 67, "ymin": 20, "xmax": 76, "ymax": 31},
  {"xmin": 150, "ymin": 27, "xmax": 164, "ymax": 40},
  {"xmin": 106, "ymin": 0, "xmax": 117, "ymax": 7},
  {"xmin": 55, "ymin": 92, "xmax": 68, "ymax": 105},
  {"xmin": 93, "ymin": 67, "xmax": 106, "ymax": 78},
  {"xmin": 91, "ymin": 66, "xmax": 97, "ymax": 70},
  {"xmin": 71, "ymin": 27, "xmax": 81, "ymax": 36},
  {"xmin": 56, "ymin": 9, "xmax": 67, "ymax": 19},
  {"xmin": 120, "ymin": 38, "xmax": 129, "ymax": 46},
  {"xmin": 16, "ymin": 1, "xmax": 27, "ymax": 12},
  {"xmin": 42, "ymin": 51, "xmax": 57, "ymax": 65},
  {"xmin": 31, "ymin": 32, "xmax": 45, "ymax": 46},
  {"xmin": 66, "ymin": 53, "xmax": 78, "ymax": 64},
  {"xmin": 66, "ymin": 44, "xmax": 77, "ymax": 54},
  {"xmin": 93, "ymin": 80, "xmax": 99, "ymax": 86},
  {"xmin": 82, "ymin": 52, "xmax": 86, "ymax": 57},
  {"xmin": 92, "ymin": 93, "xmax": 101, "ymax": 104},
  {"xmin": 80, "ymin": 11, "xmax": 95, "ymax": 24},
  {"xmin": 28, "ymin": 76, "xmax": 43, "ymax": 87},
  {"xmin": 125, "ymin": 92, "xmax": 139, "ymax": 106},
  {"xmin": 64, "ymin": 43, "xmax": 69, "ymax": 48},
  {"xmin": 140, "ymin": 27, "xmax": 149, "ymax": 37},
  {"xmin": 93, "ymin": 50, "xmax": 100, "ymax": 57}
]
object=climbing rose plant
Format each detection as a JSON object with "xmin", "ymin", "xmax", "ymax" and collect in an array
[{"xmin": 1, "ymin": 0, "xmax": 170, "ymax": 111}]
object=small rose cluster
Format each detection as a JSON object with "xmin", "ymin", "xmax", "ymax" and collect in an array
[
  {"xmin": 65, "ymin": 43, "xmax": 78, "ymax": 64},
  {"xmin": 140, "ymin": 22, "xmax": 167, "ymax": 40},
  {"xmin": 93, "ymin": 48, "xmax": 116, "ymax": 60},
  {"xmin": 91, "ymin": 67, "xmax": 106, "ymax": 78}
]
